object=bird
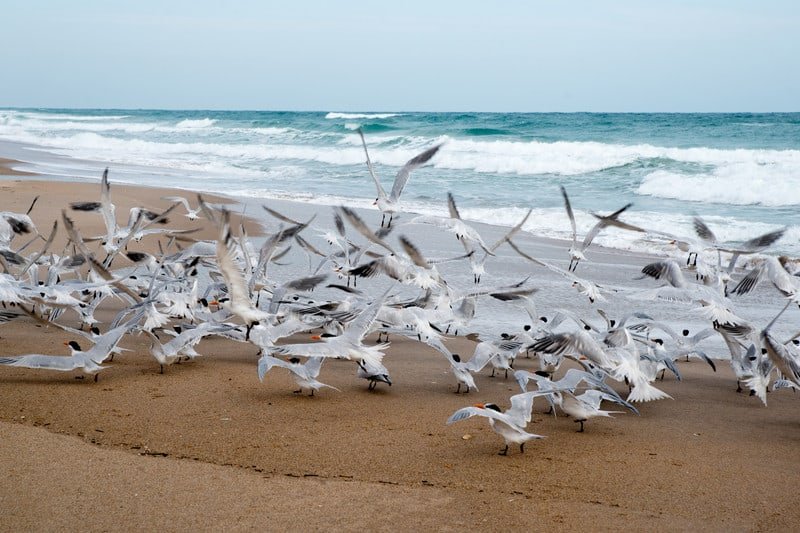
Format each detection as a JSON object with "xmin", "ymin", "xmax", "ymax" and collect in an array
[
  {"xmin": 554, "ymin": 389, "xmax": 636, "ymax": 432},
  {"xmin": 447, "ymin": 390, "xmax": 552, "ymax": 455},
  {"xmin": 0, "ymin": 317, "xmax": 138, "ymax": 381},
  {"xmin": 257, "ymin": 355, "xmax": 339, "ymax": 396},
  {"xmin": 357, "ymin": 128, "xmax": 442, "ymax": 228},
  {"xmin": 161, "ymin": 196, "xmax": 203, "ymax": 220},
  {"xmin": 267, "ymin": 288, "xmax": 392, "ymax": 369},
  {"xmin": 559, "ymin": 186, "xmax": 642, "ymax": 272}
]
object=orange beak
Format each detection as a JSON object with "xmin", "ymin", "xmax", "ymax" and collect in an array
[
  {"xmin": 310, "ymin": 335, "xmax": 321, "ymax": 341},
  {"xmin": 208, "ymin": 300, "xmax": 219, "ymax": 306},
  {"xmin": 473, "ymin": 403, "xmax": 485, "ymax": 409},
  {"xmin": 63, "ymin": 341, "xmax": 70, "ymax": 346}
]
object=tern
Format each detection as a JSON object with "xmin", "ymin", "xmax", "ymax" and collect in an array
[
  {"xmin": 447, "ymin": 390, "xmax": 553, "ymax": 455},
  {"xmin": 257, "ymin": 355, "xmax": 339, "ymax": 396}
]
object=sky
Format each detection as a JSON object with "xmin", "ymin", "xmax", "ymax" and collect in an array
[{"xmin": 2, "ymin": 1, "xmax": 799, "ymax": 112}]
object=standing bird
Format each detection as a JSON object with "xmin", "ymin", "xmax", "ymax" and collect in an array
[
  {"xmin": 257, "ymin": 355, "xmax": 339, "ymax": 396},
  {"xmin": 447, "ymin": 390, "xmax": 552, "ymax": 455},
  {"xmin": 357, "ymin": 128, "xmax": 442, "ymax": 228}
]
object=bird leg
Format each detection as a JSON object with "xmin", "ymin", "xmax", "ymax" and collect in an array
[
  {"xmin": 576, "ymin": 420, "xmax": 585, "ymax": 433},
  {"xmin": 490, "ymin": 368, "xmax": 496, "ymax": 378},
  {"xmin": 520, "ymin": 443, "xmax": 525, "ymax": 454},
  {"xmin": 455, "ymin": 383, "xmax": 461, "ymax": 394},
  {"xmin": 736, "ymin": 381, "xmax": 742, "ymax": 393},
  {"xmin": 293, "ymin": 389, "xmax": 302, "ymax": 394},
  {"xmin": 94, "ymin": 374, "xmax": 99, "ymax": 383},
  {"xmin": 499, "ymin": 445, "xmax": 509, "ymax": 456},
  {"xmin": 160, "ymin": 364, "xmax": 164, "ymax": 374}
]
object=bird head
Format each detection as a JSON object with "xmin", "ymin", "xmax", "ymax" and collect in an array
[{"xmin": 64, "ymin": 340, "xmax": 82, "ymax": 352}]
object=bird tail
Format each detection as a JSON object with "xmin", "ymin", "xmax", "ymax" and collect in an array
[{"xmin": 627, "ymin": 381, "xmax": 672, "ymax": 403}]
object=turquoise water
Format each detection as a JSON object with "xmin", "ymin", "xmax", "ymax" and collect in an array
[{"xmin": 1, "ymin": 108, "xmax": 799, "ymax": 254}]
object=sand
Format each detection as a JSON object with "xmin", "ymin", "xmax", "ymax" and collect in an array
[{"xmin": 0, "ymin": 163, "xmax": 798, "ymax": 531}]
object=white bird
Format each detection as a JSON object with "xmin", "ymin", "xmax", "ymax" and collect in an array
[
  {"xmin": 560, "ymin": 186, "xmax": 641, "ymax": 272},
  {"xmin": 161, "ymin": 196, "xmax": 202, "ymax": 220},
  {"xmin": 257, "ymin": 355, "xmax": 339, "ymax": 396},
  {"xmin": 357, "ymin": 128, "xmax": 442, "ymax": 228},
  {"xmin": 0, "ymin": 319, "xmax": 137, "ymax": 381},
  {"xmin": 446, "ymin": 390, "xmax": 552, "ymax": 455},
  {"xmin": 506, "ymin": 238, "xmax": 606, "ymax": 303},
  {"xmin": 732, "ymin": 255, "xmax": 800, "ymax": 304},
  {"xmin": 555, "ymin": 389, "xmax": 632, "ymax": 432},
  {"xmin": 408, "ymin": 193, "xmax": 494, "ymax": 255},
  {"xmin": 267, "ymin": 288, "xmax": 391, "ymax": 369},
  {"xmin": 144, "ymin": 322, "xmax": 233, "ymax": 373}
]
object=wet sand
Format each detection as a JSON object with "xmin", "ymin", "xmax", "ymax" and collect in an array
[{"xmin": 0, "ymin": 170, "xmax": 798, "ymax": 531}]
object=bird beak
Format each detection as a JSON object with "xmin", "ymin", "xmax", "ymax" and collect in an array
[
  {"xmin": 63, "ymin": 341, "xmax": 70, "ymax": 346},
  {"xmin": 473, "ymin": 403, "xmax": 485, "ymax": 409},
  {"xmin": 208, "ymin": 300, "xmax": 219, "ymax": 306},
  {"xmin": 310, "ymin": 335, "xmax": 321, "ymax": 341}
]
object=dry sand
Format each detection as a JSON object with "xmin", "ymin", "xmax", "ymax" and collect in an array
[{"xmin": 0, "ymin": 166, "xmax": 798, "ymax": 531}]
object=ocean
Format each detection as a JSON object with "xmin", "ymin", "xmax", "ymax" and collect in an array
[{"xmin": 2, "ymin": 108, "xmax": 799, "ymax": 255}]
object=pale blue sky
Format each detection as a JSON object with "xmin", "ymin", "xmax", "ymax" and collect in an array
[{"xmin": 3, "ymin": 1, "xmax": 798, "ymax": 111}]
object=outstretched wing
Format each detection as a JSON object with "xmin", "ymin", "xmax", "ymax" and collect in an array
[{"xmin": 389, "ymin": 143, "xmax": 442, "ymax": 202}]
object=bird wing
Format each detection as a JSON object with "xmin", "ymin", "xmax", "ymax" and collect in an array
[
  {"xmin": 257, "ymin": 354, "xmax": 294, "ymax": 381},
  {"xmin": 389, "ymin": 143, "xmax": 442, "ymax": 202},
  {"xmin": 447, "ymin": 192, "xmax": 462, "ymax": 220},
  {"xmin": 506, "ymin": 390, "xmax": 556, "ymax": 427},
  {"xmin": 487, "ymin": 208, "xmax": 532, "ymax": 253},
  {"xmin": 692, "ymin": 216, "xmax": 717, "ymax": 245},
  {"xmin": 99, "ymin": 168, "xmax": 117, "ymax": 243},
  {"xmin": 560, "ymin": 185, "xmax": 578, "ymax": 247},
  {"xmin": 216, "ymin": 209, "xmax": 254, "ymax": 311},
  {"xmin": 446, "ymin": 406, "xmax": 517, "ymax": 427},
  {"xmin": 640, "ymin": 260, "xmax": 686, "ymax": 289},
  {"xmin": 731, "ymin": 265, "xmax": 764, "ymax": 296},
  {"xmin": 0, "ymin": 354, "xmax": 80, "ymax": 371},
  {"xmin": 357, "ymin": 128, "xmax": 387, "ymax": 200},
  {"xmin": 339, "ymin": 207, "xmax": 396, "ymax": 255},
  {"xmin": 344, "ymin": 287, "xmax": 391, "ymax": 341}
]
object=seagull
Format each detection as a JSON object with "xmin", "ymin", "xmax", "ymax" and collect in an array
[
  {"xmin": 446, "ymin": 390, "xmax": 552, "ymax": 455},
  {"xmin": 257, "ymin": 355, "xmax": 339, "ymax": 396},
  {"xmin": 357, "ymin": 128, "xmax": 442, "ymax": 228}
]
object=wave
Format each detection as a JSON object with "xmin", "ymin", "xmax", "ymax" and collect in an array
[
  {"xmin": 325, "ymin": 112, "xmax": 402, "ymax": 119},
  {"xmin": 19, "ymin": 111, "xmax": 130, "ymax": 121},
  {"xmin": 175, "ymin": 118, "xmax": 217, "ymax": 129},
  {"xmin": 637, "ymin": 169, "xmax": 800, "ymax": 207}
]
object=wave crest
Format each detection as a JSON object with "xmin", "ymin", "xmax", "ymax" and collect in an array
[{"xmin": 325, "ymin": 112, "xmax": 401, "ymax": 119}]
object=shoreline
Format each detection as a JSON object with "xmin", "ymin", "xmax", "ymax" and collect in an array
[{"xmin": 1, "ymin": 153, "xmax": 799, "ymax": 530}]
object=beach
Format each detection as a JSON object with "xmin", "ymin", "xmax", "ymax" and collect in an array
[{"xmin": 1, "ymin": 160, "xmax": 799, "ymax": 531}]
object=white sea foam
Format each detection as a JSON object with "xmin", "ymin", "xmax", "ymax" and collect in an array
[{"xmin": 325, "ymin": 112, "xmax": 402, "ymax": 119}]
